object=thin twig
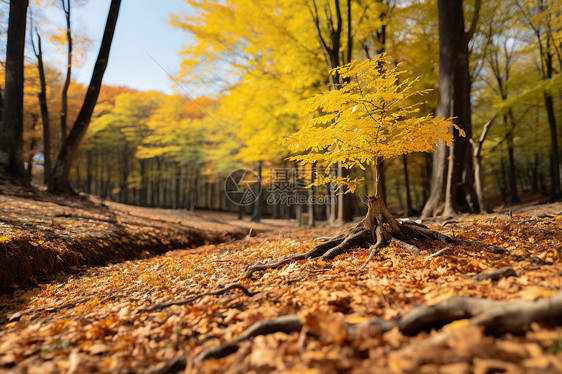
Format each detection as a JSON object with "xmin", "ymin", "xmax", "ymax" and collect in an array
[{"xmin": 428, "ymin": 246, "xmax": 451, "ymax": 258}]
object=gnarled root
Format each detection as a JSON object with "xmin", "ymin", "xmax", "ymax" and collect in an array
[
  {"xmin": 152, "ymin": 291, "xmax": 562, "ymax": 370},
  {"xmin": 244, "ymin": 196, "xmax": 507, "ymax": 279}
]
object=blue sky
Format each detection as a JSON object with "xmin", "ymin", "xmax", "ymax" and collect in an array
[{"xmin": 71, "ymin": 0, "xmax": 196, "ymax": 95}]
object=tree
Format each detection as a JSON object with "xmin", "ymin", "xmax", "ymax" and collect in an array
[
  {"xmin": 30, "ymin": 11, "xmax": 53, "ymax": 184},
  {"xmin": 0, "ymin": 0, "xmax": 29, "ymax": 182},
  {"xmin": 469, "ymin": 115, "xmax": 496, "ymax": 213},
  {"xmin": 48, "ymin": 0, "xmax": 121, "ymax": 194},
  {"xmin": 421, "ymin": 0, "xmax": 481, "ymax": 218},
  {"xmin": 59, "ymin": 0, "xmax": 73, "ymax": 142},
  {"xmin": 483, "ymin": 3, "xmax": 522, "ymax": 204},
  {"xmin": 307, "ymin": 0, "xmax": 355, "ymax": 223},
  {"xmin": 515, "ymin": 0, "xmax": 561, "ymax": 199},
  {"xmin": 244, "ymin": 56, "xmax": 506, "ymax": 278},
  {"xmin": 173, "ymin": 0, "xmax": 388, "ymax": 223}
]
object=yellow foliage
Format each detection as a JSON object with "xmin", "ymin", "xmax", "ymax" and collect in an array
[{"xmin": 283, "ymin": 54, "xmax": 460, "ymax": 192}]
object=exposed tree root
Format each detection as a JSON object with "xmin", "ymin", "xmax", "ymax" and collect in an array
[
  {"xmin": 399, "ymin": 291, "xmax": 562, "ymax": 335},
  {"xmin": 143, "ymin": 356, "xmax": 188, "ymax": 374},
  {"xmin": 194, "ymin": 314, "xmax": 303, "ymax": 363},
  {"xmin": 169, "ymin": 291, "xmax": 562, "ymax": 367},
  {"xmin": 398, "ymin": 296, "xmax": 502, "ymax": 335},
  {"xmin": 470, "ymin": 267, "xmax": 517, "ymax": 282},
  {"xmin": 142, "ymin": 284, "xmax": 258, "ymax": 312},
  {"xmin": 244, "ymin": 196, "xmax": 507, "ymax": 278}
]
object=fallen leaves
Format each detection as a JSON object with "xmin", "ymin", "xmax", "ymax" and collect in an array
[
  {"xmin": 300, "ymin": 308, "xmax": 347, "ymax": 345},
  {"xmin": 0, "ymin": 210, "xmax": 561, "ymax": 373}
]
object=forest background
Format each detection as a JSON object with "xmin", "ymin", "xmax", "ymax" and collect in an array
[{"xmin": 0, "ymin": 0, "xmax": 561, "ymax": 222}]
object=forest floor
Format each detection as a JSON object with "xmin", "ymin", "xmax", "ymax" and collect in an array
[
  {"xmin": 0, "ymin": 183, "xmax": 561, "ymax": 373},
  {"xmin": 0, "ymin": 181, "xmax": 292, "ymax": 292}
]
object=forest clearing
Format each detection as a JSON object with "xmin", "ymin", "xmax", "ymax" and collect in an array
[{"xmin": 1, "ymin": 0, "xmax": 562, "ymax": 372}]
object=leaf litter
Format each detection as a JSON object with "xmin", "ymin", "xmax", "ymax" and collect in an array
[{"xmin": 0, "ymin": 201, "xmax": 561, "ymax": 373}]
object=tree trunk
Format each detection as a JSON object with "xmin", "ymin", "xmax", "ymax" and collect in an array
[
  {"xmin": 337, "ymin": 163, "xmax": 353, "ymax": 222},
  {"xmin": 328, "ymin": 174, "xmax": 337, "ymax": 224},
  {"xmin": 421, "ymin": 0, "xmax": 480, "ymax": 218},
  {"xmin": 174, "ymin": 162, "xmax": 181, "ymax": 209},
  {"xmin": 60, "ymin": 0, "xmax": 72, "ymax": 143},
  {"xmin": 530, "ymin": 153, "xmax": 539, "ymax": 193},
  {"xmin": 504, "ymin": 111, "xmax": 520, "ymax": 204},
  {"xmin": 251, "ymin": 161, "xmax": 262, "ymax": 222},
  {"xmin": 422, "ymin": 153, "xmax": 431, "ymax": 205},
  {"xmin": 309, "ymin": 0, "xmax": 353, "ymax": 223},
  {"xmin": 49, "ymin": 0, "xmax": 121, "ymax": 194},
  {"xmin": 544, "ymin": 93, "xmax": 561, "ymax": 199},
  {"xmin": 379, "ymin": 160, "xmax": 387, "ymax": 203},
  {"xmin": 140, "ymin": 159, "xmax": 147, "ymax": 205},
  {"xmin": 86, "ymin": 150, "xmax": 92, "ymax": 194},
  {"xmin": 0, "ymin": 0, "xmax": 29, "ymax": 183},
  {"xmin": 31, "ymin": 31, "xmax": 53, "ymax": 185},
  {"xmin": 402, "ymin": 154, "xmax": 413, "ymax": 216},
  {"xmin": 498, "ymin": 156, "xmax": 508, "ymax": 203},
  {"xmin": 191, "ymin": 172, "xmax": 197, "ymax": 211},
  {"xmin": 308, "ymin": 165, "xmax": 316, "ymax": 226},
  {"xmin": 422, "ymin": 143, "xmax": 448, "ymax": 217},
  {"xmin": 476, "ymin": 165, "xmax": 489, "ymax": 210},
  {"xmin": 244, "ymin": 150, "xmax": 507, "ymax": 279},
  {"xmin": 26, "ymin": 115, "xmax": 39, "ymax": 183},
  {"xmin": 119, "ymin": 147, "xmax": 129, "ymax": 203},
  {"xmin": 470, "ymin": 116, "xmax": 495, "ymax": 213}
]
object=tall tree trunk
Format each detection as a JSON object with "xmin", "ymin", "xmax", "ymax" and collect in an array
[
  {"xmin": 191, "ymin": 172, "xmax": 197, "ymax": 211},
  {"xmin": 308, "ymin": 164, "xmax": 316, "ymax": 226},
  {"xmin": 32, "ymin": 31, "xmax": 52, "ymax": 185},
  {"xmin": 26, "ymin": 115, "xmax": 39, "ymax": 183},
  {"xmin": 375, "ymin": 157, "xmax": 384, "ymax": 199},
  {"xmin": 530, "ymin": 153, "xmax": 539, "ymax": 193},
  {"xmin": 506, "ymin": 131, "xmax": 520, "ymax": 204},
  {"xmin": 470, "ymin": 116, "xmax": 495, "ymax": 213},
  {"xmin": 328, "ymin": 175, "xmax": 336, "ymax": 224},
  {"xmin": 0, "ymin": 0, "xmax": 29, "ymax": 183},
  {"xmin": 251, "ymin": 161, "xmax": 262, "ymax": 222},
  {"xmin": 544, "ymin": 93, "xmax": 561, "ymax": 199},
  {"xmin": 421, "ymin": 0, "xmax": 480, "ymax": 218},
  {"xmin": 174, "ymin": 163, "xmax": 180, "ymax": 209},
  {"xmin": 86, "ymin": 150, "xmax": 92, "ymax": 194},
  {"xmin": 402, "ymin": 154, "xmax": 413, "ymax": 216},
  {"xmin": 60, "ymin": 0, "xmax": 72, "ymax": 143},
  {"xmin": 499, "ymin": 156, "xmax": 508, "ymax": 203},
  {"xmin": 422, "ymin": 153, "xmax": 431, "ymax": 205},
  {"xmin": 119, "ymin": 147, "xmax": 129, "ymax": 203},
  {"xmin": 309, "ymin": 0, "xmax": 353, "ymax": 223},
  {"xmin": 49, "ymin": 0, "xmax": 121, "ymax": 194},
  {"xmin": 337, "ymin": 163, "xmax": 353, "ymax": 222},
  {"xmin": 504, "ymin": 110, "xmax": 520, "ymax": 204}
]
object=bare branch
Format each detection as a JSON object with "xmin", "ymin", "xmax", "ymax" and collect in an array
[{"xmin": 465, "ymin": 0, "xmax": 481, "ymax": 42}]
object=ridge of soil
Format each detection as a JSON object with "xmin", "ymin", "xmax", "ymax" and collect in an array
[{"xmin": 0, "ymin": 182, "xmax": 292, "ymax": 293}]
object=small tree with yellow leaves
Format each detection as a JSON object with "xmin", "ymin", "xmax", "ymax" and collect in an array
[
  {"xmin": 285, "ymin": 55, "xmax": 460, "ymax": 194},
  {"xmin": 244, "ymin": 55, "xmax": 505, "ymax": 278}
]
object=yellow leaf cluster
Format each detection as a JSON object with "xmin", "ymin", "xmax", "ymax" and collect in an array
[{"xmin": 283, "ymin": 54, "xmax": 459, "ymax": 191}]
